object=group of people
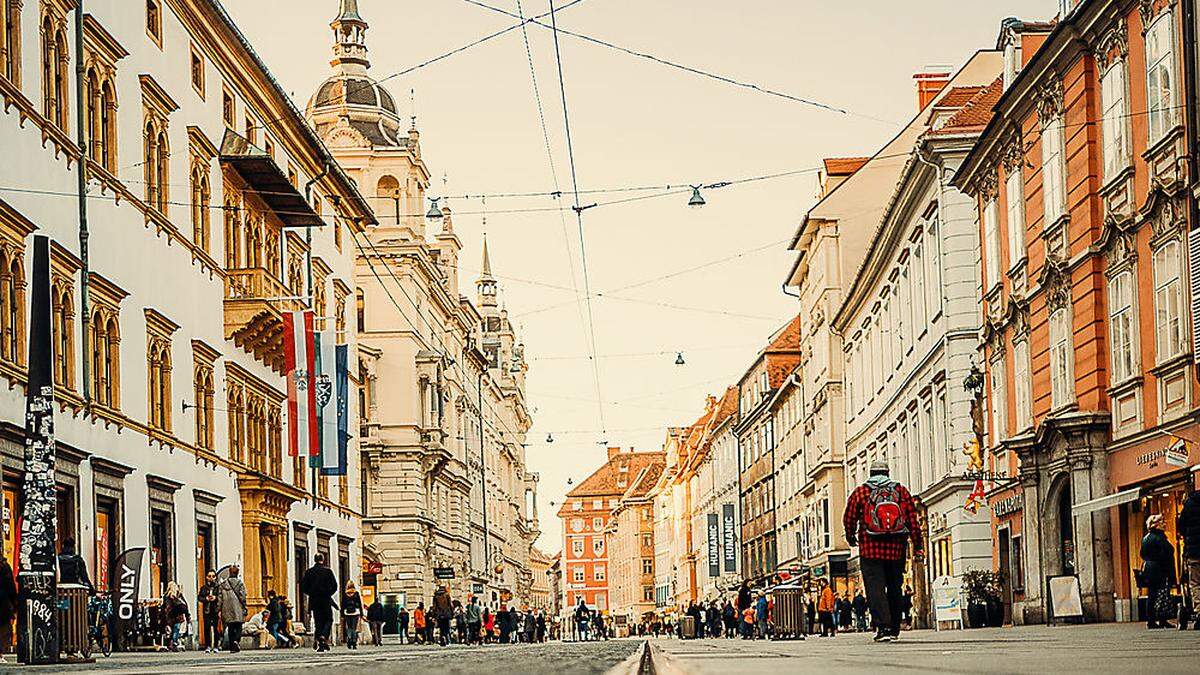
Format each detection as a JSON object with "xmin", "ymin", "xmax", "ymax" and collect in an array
[
  {"xmin": 396, "ymin": 593, "xmax": 551, "ymax": 645},
  {"xmin": 569, "ymin": 598, "xmax": 609, "ymax": 641}
]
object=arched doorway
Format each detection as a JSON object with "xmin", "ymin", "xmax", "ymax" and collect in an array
[
  {"xmin": 1043, "ymin": 472, "xmax": 1075, "ymax": 578},
  {"xmin": 1056, "ymin": 478, "xmax": 1075, "ymax": 576}
]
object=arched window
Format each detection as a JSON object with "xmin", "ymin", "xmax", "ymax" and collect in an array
[
  {"xmin": 1, "ymin": 0, "xmax": 22, "ymax": 84},
  {"xmin": 52, "ymin": 285, "xmax": 72, "ymax": 388},
  {"xmin": 90, "ymin": 311, "xmax": 107, "ymax": 406},
  {"xmin": 191, "ymin": 163, "xmax": 210, "ymax": 251},
  {"xmin": 155, "ymin": 130, "xmax": 169, "ymax": 213},
  {"xmin": 100, "ymin": 80, "xmax": 117, "ymax": 170},
  {"xmin": 376, "ymin": 175, "xmax": 400, "ymax": 224},
  {"xmin": 40, "ymin": 15, "xmax": 56, "ymax": 122},
  {"xmin": 264, "ymin": 230, "xmax": 280, "ymax": 278},
  {"xmin": 105, "ymin": 317, "xmax": 119, "ymax": 407},
  {"xmin": 245, "ymin": 212, "xmax": 261, "ymax": 268},
  {"xmin": 86, "ymin": 67, "xmax": 100, "ymax": 161},
  {"xmin": 144, "ymin": 121, "xmax": 159, "ymax": 209},
  {"xmin": 53, "ymin": 27, "xmax": 68, "ymax": 128}
]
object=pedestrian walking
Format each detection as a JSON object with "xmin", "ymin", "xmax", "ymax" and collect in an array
[
  {"xmin": 842, "ymin": 460, "xmax": 924, "ymax": 643},
  {"xmin": 900, "ymin": 586, "xmax": 915, "ymax": 629},
  {"xmin": 574, "ymin": 599, "xmax": 590, "ymax": 641},
  {"xmin": 432, "ymin": 585, "xmax": 452, "ymax": 646},
  {"xmin": 852, "ymin": 590, "xmax": 869, "ymax": 632},
  {"xmin": 817, "ymin": 580, "xmax": 836, "ymax": 638},
  {"xmin": 466, "ymin": 596, "xmax": 482, "ymax": 644},
  {"xmin": 805, "ymin": 597, "xmax": 816, "ymax": 636},
  {"xmin": 198, "ymin": 571, "xmax": 221, "ymax": 652},
  {"xmin": 301, "ymin": 553, "xmax": 338, "ymax": 652},
  {"xmin": 341, "ymin": 581, "xmax": 363, "ymax": 648},
  {"xmin": 754, "ymin": 593, "xmax": 769, "ymax": 640},
  {"xmin": 454, "ymin": 601, "xmax": 466, "ymax": 644},
  {"xmin": 367, "ymin": 596, "xmax": 385, "ymax": 646},
  {"xmin": 0, "ymin": 552, "xmax": 16, "ymax": 657},
  {"xmin": 163, "ymin": 581, "xmax": 191, "ymax": 651},
  {"xmin": 1140, "ymin": 514, "xmax": 1177, "ymax": 629},
  {"xmin": 483, "ymin": 607, "xmax": 495, "ymax": 643},
  {"xmin": 281, "ymin": 596, "xmax": 299, "ymax": 647},
  {"xmin": 218, "ymin": 564, "xmax": 248, "ymax": 653},
  {"xmin": 1179, "ymin": 488, "xmax": 1200, "ymax": 630},
  {"xmin": 536, "ymin": 610, "xmax": 547, "ymax": 642},
  {"xmin": 721, "ymin": 600, "xmax": 736, "ymax": 639},
  {"xmin": 593, "ymin": 612, "xmax": 607, "ymax": 640},
  {"xmin": 740, "ymin": 605, "xmax": 754, "ymax": 639},
  {"xmin": 398, "ymin": 605, "xmax": 410, "ymax": 644},
  {"xmin": 413, "ymin": 603, "xmax": 426, "ymax": 645},
  {"xmin": 523, "ymin": 608, "xmax": 535, "ymax": 643},
  {"xmin": 838, "ymin": 595, "xmax": 852, "ymax": 631}
]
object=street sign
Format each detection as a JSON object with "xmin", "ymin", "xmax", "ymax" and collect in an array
[
  {"xmin": 472, "ymin": 583, "xmax": 484, "ymax": 594},
  {"xmin": 433, "ymin": 567, "xmax": 455, "ymax": 580}
]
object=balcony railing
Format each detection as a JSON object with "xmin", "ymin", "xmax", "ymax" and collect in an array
[{"xmin": 224, "ymin": 267, "xmax": 301, "ymax": 374}]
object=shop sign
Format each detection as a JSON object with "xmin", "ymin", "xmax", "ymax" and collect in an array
[
  {"xmin": 992, "ymin": 494, "xmax": 1023, "ymax": 518},
  {"xmin": 362, "ymin": 560, "xmax": 383, "ymax": 575},
  {"xmin": 707, "ymin": 513, "xmax": 720, "ymax": 578},
  {"xmin": 722, "ymin": 503, "xmax": 737, "ymax": 573},
  {"xmin": 472, "ymin": 583, "xmax": 484, "ymax": 594},
  {"xmin": 1137, "ymin": 448, "xmax": 1168, "ymax": 467},
  {"xmin": 1165, "ymin": 441, "xmax": 1188, "ymax": 468},
  {"xmin": 433, "ymin": 566, "xmax": 455, "ymax": 580}
]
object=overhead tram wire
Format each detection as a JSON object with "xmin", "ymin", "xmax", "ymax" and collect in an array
[
  {"xmin": 548, "ymin": 0, "xmax": 607, "ymax": 437},
  {"xmin": 513, "ymin": 0, "xmax": 593, "ymax": 401},
  {"xmin": 459, "ymin": 0, "xmax": 899, "ymax": 126}
]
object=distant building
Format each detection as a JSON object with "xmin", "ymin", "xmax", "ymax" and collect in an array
[
  {"xmin": 607, "ymin": 459, "xmax": 663, "ymax": 631},
  {"xmin": 558, "ymin": 447, "xmax": 663, "ymax": 618}
]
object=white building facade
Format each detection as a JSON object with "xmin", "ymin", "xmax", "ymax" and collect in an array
[{"xmin": 0, "ymin": 0, "xmax": 367, "ymax": 626}]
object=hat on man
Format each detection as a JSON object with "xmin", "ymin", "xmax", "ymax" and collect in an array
[
  {"xmin": 869, "ymin": 460, "xmax": 890, "ymax": 475},
  {"xmin": 1146, "ymin": 513, "xmax": 1164, "ymax": 530}
]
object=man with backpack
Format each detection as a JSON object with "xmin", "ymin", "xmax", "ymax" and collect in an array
[{"xmin": 842, "ymin": 460, "xmax": 923, "ymax": 643}]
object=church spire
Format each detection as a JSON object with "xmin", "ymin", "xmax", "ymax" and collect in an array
[
  {"xmin": 477, "ymin": 235, "xmax": 497, "ymax": 308},
  {"xmin": 330, "ymin": 0, "xmax": 370, "ymax": 74}
]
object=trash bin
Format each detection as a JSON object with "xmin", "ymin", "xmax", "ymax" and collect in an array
[
  {"xmin": 770, "ymin": 584, "xmax": 806, "ymax": 640},
  {"xmin": 57, "ymin": 583, "xmax": 90, "ymax": 657},
  {"xmin": 679, "ymin": 615, "xmax": 696, "ymax": 639}
]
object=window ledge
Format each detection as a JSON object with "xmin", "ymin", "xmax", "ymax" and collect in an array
[
  {"xmin": 1041, "ymin": 213, "xmax": 1071, "ymax": 239},
  {"xmin": 1099, "ymin": 164, "xmax": 1135, "ymax": 197},
  {"xmin": 1149, "ymin": 352, "xmax": 1191, "ymax": 377},
  {"xmin": 1142, "ymin": 124, "xmax": 1185, "ymax": 163},
  {"xmin": 1106, "ymin": 375, "xmax": 1142, "ymax": 397}
]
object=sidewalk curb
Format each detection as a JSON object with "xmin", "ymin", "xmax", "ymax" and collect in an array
[{"xmin": 644, "ymin": 641, "xmax": 684, "ymax": 675}]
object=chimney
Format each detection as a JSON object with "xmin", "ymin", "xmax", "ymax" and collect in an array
[
  {"xmin": 607, "ymin": 446, "xmax": 621, "ymax": 460},
  {"xmin": 914, "ymin": 70, "xmax": 952, "ymax": 111}
]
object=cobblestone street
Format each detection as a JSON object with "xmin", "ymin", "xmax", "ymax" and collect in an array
[
  {"xmin": 0, "ymin": 640, "xmax": 643, "ymax": 675},
  {"xmin": 647, "ymin": 623, "xmax": 1200, "ymax": 675}
]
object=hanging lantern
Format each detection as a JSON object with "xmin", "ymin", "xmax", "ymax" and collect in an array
[
  {"xmin": 426, "ymin": 197, "xmax": 443, "ymax": 220},
  {"xmin": 675, "ymin": 352, "xmax": 686, "ymax": 365},
  {"xmin": 687, "ymin": 186, "xmax": 706, "ymax": 208},
  {"xmin": 546, "ymin": 433, "xmax": 554, "ymax": 443}
]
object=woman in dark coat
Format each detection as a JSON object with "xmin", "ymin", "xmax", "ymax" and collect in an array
[{"xmin": 1141, "ymin": 513, "xmax": 1178, "ymax": 629}]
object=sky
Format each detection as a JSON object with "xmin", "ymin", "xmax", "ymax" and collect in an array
[{"xmin": 223, "ymin": 0, "xmax": 1057, "ymax": 552}]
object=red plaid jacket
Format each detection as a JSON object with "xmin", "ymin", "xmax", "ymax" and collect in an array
[{"xmin": 843, "ymin": 481, "xmax": 923, "ymax": 561}]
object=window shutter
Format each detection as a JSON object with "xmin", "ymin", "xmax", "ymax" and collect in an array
[{"xmin": 1188, "ymin": 229, "xmax": 1200, "ymax": 364}]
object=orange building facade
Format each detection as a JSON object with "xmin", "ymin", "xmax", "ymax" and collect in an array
[
  {"xmin": 557, "ymin": 447, "xmax": 664, "ymax": 618},
  {"xmin": 957, "ymin": 0, "xmax": 1198, "ymax": 625}
]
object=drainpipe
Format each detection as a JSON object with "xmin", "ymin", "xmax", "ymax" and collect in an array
[
  {"xmin": 1181, "ymin": 0, "xmax": 1200, "ymax": 384},
  {"xmin": 74, "ymin": 0, "xmax": 90, "ymax": 404},
  {"xmin": 304, "ymin": 163, "xmax": 329, "ymax": 500}
]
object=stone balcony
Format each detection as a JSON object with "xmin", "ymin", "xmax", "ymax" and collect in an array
[{"xmin": 224, "ymin": 267, "xmax": 302, "ymax": 374}]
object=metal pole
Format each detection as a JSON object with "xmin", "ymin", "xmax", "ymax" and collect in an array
[
  {"xmin": 74, "ymin": 0, "xmax": 90, "ymax": 405},
  {"xmin": 479, "ymin": 370, "xmax": 490, "ymax": 579}
]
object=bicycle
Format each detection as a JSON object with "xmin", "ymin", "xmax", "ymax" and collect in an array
[{"xmin": 87, "ymin": 593, "xmax": 114, "ymax": 657}]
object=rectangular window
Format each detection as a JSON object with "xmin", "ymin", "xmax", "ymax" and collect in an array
[
  {"xmin": 1050, "ymin": 307, "xmax": 1074, "ymax": 408},
  {"xmin": 146, "ymin": 0, "xmax": 162, "ymax": 46},
  {"xmin": 984, "ymin": 198, "xmax": 1001, "ymax": 290},
  {"xmin": 1146, "ymin": 13, "xmax": 1177, "ymax": 145},
  {"xmin": 571, "ymin": 538, "xmax": 583, "ymax": 557},
  {"xmin": 1100, "ymin": 63, "xmax": 1128, "ymax": 179},
  {"xmin": 1108, "ymin": 271, "xmax": 1136, "ymax": 382},
  {"xmin": 1006, "ymin": 169, "xmax": 1025, "ymax": 265},
  {"xmin": 1154, "ymin": 241, "xmax": 1184, "ymax": 361},
  {"xmin": 1014, "ymin": 340, "xmax": 1032, "ymax": 432},
  {"xmin": 190, "ymin": 45, "xmax": 205, "ymax": 98},
  {"xmin": 594, "ymin": 565, "xmax": 605, "ymax": 581},
  {"xmin": 642, "ymin": 558, "xmax": 652, "ymax": 574},
  {"xmin": 572, "ymin": 567, "xmax": 584, "ymax": 583},
  {"xmin": 912, "ymin": 241, "xmax": 927, "ymax": 334},
  {"xmin": 1041, "ymin": 114, "xmax": 1066, "ymax": 223},
  {"xmin": 1011, "ymin": 534, "xmax": 1025, "ymax": 591},
  {"xmin": 990, "ymin": 355, "xmax": 1007, "ymax": 446},
  {"xmin": 222, "ymin": 87, "xmax": 235, "ymax": 128}
]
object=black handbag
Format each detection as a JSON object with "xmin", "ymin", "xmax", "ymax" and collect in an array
[{"xmin": 1134, "ymin": 568, "xmax": 1146, "ymax": 588}]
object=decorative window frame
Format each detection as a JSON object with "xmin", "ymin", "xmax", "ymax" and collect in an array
[
  {"xmin": 49, "ymin": 239, "xmax": 80, "ymax": 402},
  {"xmin": 191, "ymin": 339, "xmax": 219, "ymax": 454},
  {"xmin": 88, "ymin": 271, "xmax": 127, "ymax": 416},
  {"xmin": 144, "ymin": 307, "xmax": 178, "ymax": 439},
  {"xmin": 82, "ymin": 14, "xmax": 127, "ymax": 174}
]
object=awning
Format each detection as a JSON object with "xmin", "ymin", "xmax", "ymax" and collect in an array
[
  {"xmin": 1071, "ymin": 486, "xmax": 1140, "ymax": 517},
  {"xmin": 219, "ymin": 129, "xmax": 324, "ymax": 229}
]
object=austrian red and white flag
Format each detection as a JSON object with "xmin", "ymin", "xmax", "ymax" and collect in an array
[{"xmin": 284, "ymin": 310, "xmax": 318, "ymax": 458}]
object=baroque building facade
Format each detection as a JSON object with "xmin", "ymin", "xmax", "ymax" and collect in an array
[
  {"xmin": 306, "ymin": 0, "xmax": 537, "ymax": 608},
  {"xmin": 0, "ymin": 0, "xmax": 367, "ymax": 630},
  {"xmin": 956, "ymin": 0, "xmax": 1197, "ymax": 625}
]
